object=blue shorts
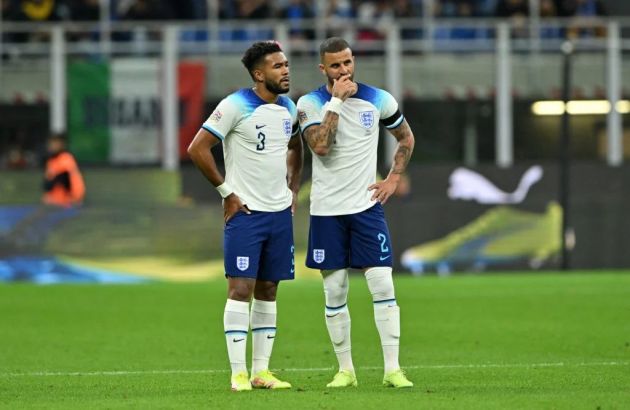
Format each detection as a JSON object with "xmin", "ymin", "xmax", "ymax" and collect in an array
[
  {"xmin": 306, "ymin": 203, "xmax": 393, "ymax": 270},
  {"xmin": 224, "ymin": 207, "xmax": 295, "ymax": 282}
]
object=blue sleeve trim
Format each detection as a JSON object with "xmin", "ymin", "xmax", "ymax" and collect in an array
[
  {"xmin": 300, "ymin": 121, "xmax": 321, "ymax": 134},
  {"xmin": 384, "ymin": 115, "xmax": 404, "ymax": 130},
  {"xmin": 291, "ymin": 122, "xmax": 300, "ymax": 137},
  {"xmin": 201, "ymin": 124, "xmax": 225, "ymax": 141}
]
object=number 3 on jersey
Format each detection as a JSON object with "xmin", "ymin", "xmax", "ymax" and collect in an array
[{"xmin": 256, "ymin": 131, "xmax": 265, "ymax": 151}]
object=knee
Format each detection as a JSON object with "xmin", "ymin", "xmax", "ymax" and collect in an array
[
  {"xmin": 228, "ymin": 280, "xmax": 255, "ymax": 301},
  {"xmin": 365, "ymin": 267, "xmax": 395, "ymax": 302},
  {"xmin": 253, "ymin": 281, "xmax": 278, "ymax": 301},
  {"xmin": 323, "ymin": 269, "xmax": 349, "ymax": 307}
]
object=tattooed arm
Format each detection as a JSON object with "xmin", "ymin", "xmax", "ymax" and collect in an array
[
  {"xmin": 302, "ymin": 111, "xmax": 340, "ymax": 156},
  {"xmin": 368, "ymin": 119, "xmax": 415, "ymax": 204},
  {"xmin": 302, "ymin": 75, "xmax": 356, "ymax": 156}
]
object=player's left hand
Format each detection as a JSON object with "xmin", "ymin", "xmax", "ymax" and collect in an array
[{"xmin": 368, "ymin": 175, "xmax": 400, "ymax": 205}]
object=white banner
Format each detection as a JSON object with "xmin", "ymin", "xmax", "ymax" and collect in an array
[{"xmin": 109, "ymin": 59, "xmax": 160, "ymax": 164}]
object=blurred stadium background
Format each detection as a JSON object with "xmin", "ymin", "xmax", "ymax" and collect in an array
[{"xmin": 2, "ymin": 0, "xmax": 630, "ymax": 281}]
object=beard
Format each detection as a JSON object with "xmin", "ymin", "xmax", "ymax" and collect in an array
[{"xmin": 265, "ymin": 78, "xmax": 289, "ymax": 95}]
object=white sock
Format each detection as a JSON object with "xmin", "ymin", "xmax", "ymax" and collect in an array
[
  {"xmin": 250, "ymin": 299, "xmax": 277, "ymax": 375},
  {"xmin": 325, "ymin": 305, "xmax": 354, "ymax": 371},
  {"xmin": 366, "ymin": 267, "xmax": 400, "ymax": 373},
  {"xmin": 374, "ymin": 302, "xmax": 400, "ymax": 373},
  {"xmin": 223, "ymin": 299, "xmax": 250, "ymax": 376},
  {"xmin": 323, "ymin": 269, "xmax": 354, "ymax": 372}
]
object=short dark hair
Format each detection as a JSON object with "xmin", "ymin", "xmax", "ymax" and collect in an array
[
  {"xmin": 319, "ymin": 37, "xmax": 351, "ymax": 58},
  {"xmin": 49, "ymin": 133, "xmax": 66, "ymax": 143},
  {"xmin": 241, "ymin": 41, "xmax": 283, "ymax": 81}
]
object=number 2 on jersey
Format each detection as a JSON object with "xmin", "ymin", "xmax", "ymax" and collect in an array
[{"xmin": 256, "ymin": 131, "xmax": 266, "ymax": 151}]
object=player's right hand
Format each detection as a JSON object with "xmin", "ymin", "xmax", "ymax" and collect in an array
[
  {"xmin": 332, "ymin": 75, "xmax": 357, "ymax": 101},
  {"xmin": 223, "ymin": 193, "xmax": 251, "ymax": 223}
]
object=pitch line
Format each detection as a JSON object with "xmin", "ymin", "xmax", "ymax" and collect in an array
[{"xmin": 1, "ymin": 361, "xmax": 627, "ymax": 378}]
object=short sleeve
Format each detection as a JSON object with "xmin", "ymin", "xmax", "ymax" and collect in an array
[
  {"xmin": 201, "ymin": 97, "xmax": 240, "ymax": 141},
  {"xmin": 297, "ymin": 95, "xmax": 324, "ymax": 134},
  {"xmin": 284, "ymin": 97, "xmax": 300, "ymax": 138},
  {"xmin": 378, "ymin": 90, "xmax": 404, "ymax": 130}
]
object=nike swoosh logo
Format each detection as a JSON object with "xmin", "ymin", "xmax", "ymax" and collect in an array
[
  {"xmin": 266, "ymin": 335, "xmax": 275, "ymax": 339},
  {"xmin": 325, "ymin": 312, "xmax": 340, "ymax": 318},
  {"xmin": 232, "ymin": 338, "xmax": 245, "ymax": 343},
  {"xmin": 255, "ymin": 124, "xmax": 266, "ymax": 129},
  {"xmin": 380, "ymin": 255, "xmax": 391, "ymax": 261}
]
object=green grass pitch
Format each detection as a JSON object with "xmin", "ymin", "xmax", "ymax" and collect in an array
[{"xmin": 1, "ymin": 272, "xmax": 629, "ymax": 409}]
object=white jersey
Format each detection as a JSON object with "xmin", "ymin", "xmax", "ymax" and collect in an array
[
  {"xmin": 202, "ymin": 88, "xmax": 299, "ymax": 212},
  {"xmin": 297, "ymin": 83, "xmax": 404, "ymax": 216}
]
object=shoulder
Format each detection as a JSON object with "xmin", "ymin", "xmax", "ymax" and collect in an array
[
  {"xmin": 353, "ymin": 83, "xmax": 396, "ymax": 108},
  {"xmin": 58, "ymin": 152, "xmax": 78, "ymax": 168},
  {"xmin": 276, "ymin": 95, "xmax": 297, "ymax": 115},
  {"xmin": 297, "ymin": 86, "xmax": 330, "ymax": 108},
  {"xmin": 223, "ymin": 88, "xmax": 268, "ymax": 116}
]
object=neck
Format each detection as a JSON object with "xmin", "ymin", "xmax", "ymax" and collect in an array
[{"xmin": 253, "ymin": 85, "xmax": 278, "ymax": 104}]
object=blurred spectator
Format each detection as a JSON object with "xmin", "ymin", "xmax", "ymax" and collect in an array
[
  {"xmin": 558, "ymin": 0, "xmax": 606, "ymax": 38},
  {"xmin": 5, "ymin": 0, "xmax": 63, "ymax": 43},
  {"xmin": 540, "ymin": 0, "xmax": 562, "ymax": 39},
  {"xmin": 226, "ymin": 0, "xmax": 273, "ymax": 42},
  {"xmin": 495, "ymin": 0, "xmax": 529, "ymax": 17},
  {"xmin": 236, "ymin": 0, "xmax": 271, "ymax": 20},
  {"xmin": 162, "ymin": 0, "xmax": 206, "ymax": 20},
  {"xmin": 120, "ymin": 0, "xmax": 171, "ymax": 20},
  {"xmin": 477, "ymin": 0, "xmax": 499, "ymax": 16},
  {"xmin": 355, "ymin": 0, "xmax": 393, "ymax": 54},
  {"xmin": 278, "ymin": 0, "xmax": 315, "ymax": 55},
  {"xmin": 495, "ymin": 0, "xmax": 529, "ymax": 38},
  {"xmin": 392, "ymin": 0, "xmax": 422, "ymax": 40},
  {"xmin": 42, "ymin": 135, "xmax": 85, "ymax": 208},
  {"xmin": 450, "ymin": 0, "xmax": 478, "ymax": 40},
  {"xmin": 14, "ymin": 0, "xmax": 62, "ymax": 21},
  {"xmin": 279, "ymin": 0, "xmax": 315, "ymax": 40},
  {"xmin": 325, "ymin": 0, "xmax": 356, "ymax": 37},
  {"xmin": 436, "ymin": 0, "xmax": 457, "ymax": 17},
  {"xmin": 65, "ymin": 0, "xmax": 99, "ymax": 21}
]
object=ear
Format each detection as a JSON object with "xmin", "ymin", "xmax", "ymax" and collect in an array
[
  {"xmin": 253, "ymin": 68, "xmax": 264, "ymax": 83},
  {"xmin": 318, "ymin": 63, "xmax": 325, "ymax": 76}
]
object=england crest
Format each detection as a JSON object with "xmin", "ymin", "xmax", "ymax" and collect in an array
[
  {"xmin": 283, "ymin": 119, "xmax": 292, "ymax": 138},
  {"xmin": 236, "ymin": 256, "xmax": 249, "ymax": 271},
  {"xmin": 359, "ymin": 111, "xmax": 374, "ymax": 129},
  {"xmin": 313, "ymin": 249, "xmax": 325, "ymax": 264},
  {"xmin": 209, "ymin": 110, "xmax": 223, "ymax": 124}
]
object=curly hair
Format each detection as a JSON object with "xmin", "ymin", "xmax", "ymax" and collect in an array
[{"xmin": 241, "ymin": 41, "xmax": 283, "ymax": 81}]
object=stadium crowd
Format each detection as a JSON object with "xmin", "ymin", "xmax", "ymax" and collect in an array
[
  {"xmin": 0, "ymin": 0, "xmax": 609, "ymax": 47},
  {"xmin": 1, "ymin": 0, "xmax": 606, "ymax": 23}
]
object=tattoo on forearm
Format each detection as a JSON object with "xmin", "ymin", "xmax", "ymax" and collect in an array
[
  {"xmin": 390, "ymin": 121, "xmax": 415, "ymax": 175},
  {"xmin": 307, "ymin": 111, "xmax": 339, "ymax": 150}
]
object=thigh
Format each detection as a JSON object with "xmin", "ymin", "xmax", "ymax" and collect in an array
[
  {"xmin": 259, "ymin": 208, "xmax": 295, "ymax": 282},
  {"xmin": 348, "ymin": 204, "xmax": 393, "ymax": 269},
  {"xmin": 306, "ymin": 214, "xmax": 350, "ymax": 270},
  {"xmin": 223, "ymin": 211, "xmax": 266, "ymax": 279}
]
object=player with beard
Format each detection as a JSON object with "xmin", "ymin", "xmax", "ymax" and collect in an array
[
  {"xmin": 188, "ymin": 41, "xmax": 303, "ymax": 391},
  {"xmin": 297, "ymin": 37, "xmax": 415, "ymax": 388}
]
